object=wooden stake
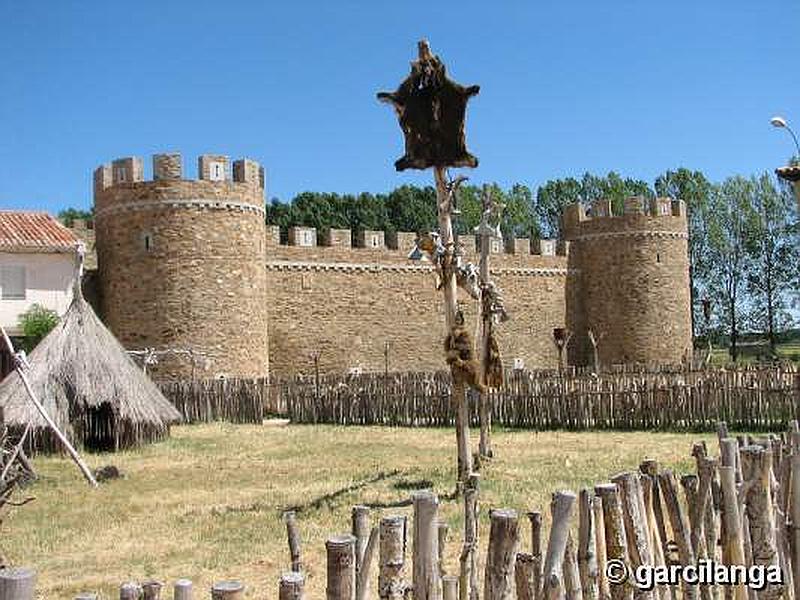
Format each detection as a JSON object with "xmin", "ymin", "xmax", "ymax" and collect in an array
[
  {"xmin": 174, "ymin": 579, "xmax": 193, "ymax": 600},
  {"xmin": 356, "ymin": 527, "xmax": 379, "ymax": 600},
  {"xmin": 543, "ymin": 490, "xmax": 577, "ymax": 600},
  {"xmin": 0, "ymin": 568, "xmax": 35, "ymax": 600},
  {"xmin": 460, "ymin": 474, "xmax": 480, "ymax": 600},
  {"xmin": 284, "ymin": 510, "xmax": 303, "ymax": 573},
  {"xmin": 564, "ymin": 533, "xmax": 584, "ymax": 600},
  {"xmin": 210, "ymin": 581, "xmax": 244, "ymax": 600},
  {"xmin": 142, "ymin": 580, "xmax": 163, "ymax": 600},
  {"xmin": 595, "ymin": 484, "xmax": 632, "ymax": 600},
  {"xmin": 528, "ymin": 510, "xmax": 544, "ymax": 600},
  {"xmin": 593, "ymin": 497, "xmax": 610, "ymax": 600},
  {"xmin": 657, "ymin": 470, "xmax": 697, "ymax": 600},
  {"xmin": 719, "ymin": 466, "xmax": 747, "ymax": 600},
  {"xmin": 326, "ymin": 534, "xmax": 357, "ymax": 600},
  {"xmin": 414, "ymin": 490, "xmax": 442, "ymax": 600},
  {"xmin": 438, "ymin": 521, "xmax": 450, "ymax": 577},
  {"xmin": 279, "ymin": 572, "xmax": 305, "ymax": 600},
  {"xmin": 443, "ymin": 575, "xmax": 460, "ymax": 600},
  {"xmin": 352, "ymin": 505, "xmax": 371, "ymax": 593},
  {"xmin": 119, "ymin": 582, "xmax": 141, "ymax": 600},
  {"xmin": 379, "ymin": 515, "xmax": 407, "ymax": 600},
  {"xmin": 484, "ymin": 508, "xmax": 519, "ymax": 600},
  {"xmin": 516, "ymin": 553, "xmax": 538, "ymax": 600},
  {"xmin": 791, "ymin": 438, "xmax": 800, "ymax": 600},
  {"xmin": 578, "ymin": 490, "xmax": 599, "ymax": 600}
]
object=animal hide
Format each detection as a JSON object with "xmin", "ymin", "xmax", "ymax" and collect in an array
[
  {"xmin": 444, "ymin": 311, "xmax": 486, "ymax": 392},
  {"xmin": 484, "ymin": 331, "xmax": 504, "ymax": 388}
]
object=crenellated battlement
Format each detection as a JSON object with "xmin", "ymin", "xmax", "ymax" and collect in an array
[
  {"xmin": 270, "ymin": 225, "xmax": 569, "ymax": 258},
  {"xmin": 93, "ymin": 152, "xmax": 266, "ymax": 217},
  {"xmin": 563, "ymin": 196, "xmax": 687, "ymax": 242}
]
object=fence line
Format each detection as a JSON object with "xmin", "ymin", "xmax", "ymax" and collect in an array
[{"xmin": 158, "ymin": 365, "xmax": 800, "ymax": 432}]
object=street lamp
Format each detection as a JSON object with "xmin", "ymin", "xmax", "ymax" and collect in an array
[{"xmin": 770, "ymin": 115, "xmax": 800, "ymax": 158}]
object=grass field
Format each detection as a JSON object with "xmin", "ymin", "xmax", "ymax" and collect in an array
[{"xmin": 2, "ymin": 423, "xmax": 715, "ymax": 599}]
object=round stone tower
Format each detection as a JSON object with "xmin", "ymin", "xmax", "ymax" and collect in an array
[
  {"xmin": 563, "ymin": 196, "xmax": 692, "ymax": 366},
  {"xmin": 93, "ymin": 152, "xmax": 269, "ymax": 379}
]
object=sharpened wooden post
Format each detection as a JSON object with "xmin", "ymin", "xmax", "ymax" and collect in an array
[
  {"xmin": 174, "ymin": 579, "xmax": 193, "ymax": 600},
  {"xmin": 657, "ymin": 471, "xmax": 697, "ymax": 600},
  {"xmin": 461, "ymin": 473, "xmax": 480, "ymax": 600},
  {"xmin": 740, "ymin": 446, "xmax": 783, "ymax": 600},
  {"xmin": 280, "ymin": 572, "xmax": 305, "ymax": 600},
  {"xmin": 543, "ymin": 491, "xmax": 577, "ymax": 600},
  {"xmin": 327, "ymin": 534, "xmax": 357, "ymax": 600},
  {"xmin": 611, "ymin": 472, "xmax": 653, "ymax": 600},
  {"xmin": 438, "ymin": 521, "xmax": 450, "ymax": 577},
  {"xmin": 413, "ymin": 491, "xmax": 442, "ymax": 600},
  {"xmin": 352, "ymin": 505, "xmax": 371, "ymax": 571},
  {"xmin": 595, "ymin": 484, "xmax": 632, "ymax": 600},
  {"xmin": 0, "ymin": 568, "xmax": 35, "ymax": 600},
  {"xmin": 578, "ymin": 490, "xmax": 599, "ymax": 600},
  {"xmin": 484, "ymin": 509, "xmax": 519, "ymax": 600},
  {"xmin": 593, "ymin": 497, "xmax": 609, "ymax": 600},
  {"xmin": 719, "ymin": 466, "xmax": 747, "ymax": 600},
  {"xmin": 516, "ymin": 553, "xmax": 537, "ymax": 600},
  {"xmin": 285, "ymin": 510, "xmax": 303, "ymax": 573},
  {"xmin": 210, "ymin": 581, "xmax": 244, "ymax": 600},
  {"xmin": 379, "ymin": 515, "xmax": 407, "ymax": 600},
  {"xmin": 564, "ymin": 533, "xmax": 583, "ymax": 600},
  {"xmin": 443, "ymin": 575, "xmax": 459, "ymax": 600},
  {"xmin": 143, "ymin": 580, "xmax": 163, "ymax": 600},
  {"xmin": 356, "ymin": 527, "xmax": 379, "ymax": 600},
  {"xmin": 528, "ymin": 510, "xmax": 544, "ymax": 600},
  {"xmin": 120, "ymin": 582, "xmax": 141, "ymax": 600}
]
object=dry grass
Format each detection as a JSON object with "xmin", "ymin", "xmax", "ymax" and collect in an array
[{"xmin": 2, "ymin": 423, "xmax": 713, "ymax": 598}]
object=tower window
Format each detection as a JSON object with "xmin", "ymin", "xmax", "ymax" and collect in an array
[
  {"xmin": 656, "ymin": 252, "xmax": 661, "ymax": 263},
  {"xmin": 371, "ymin": 236, "xmax": 379, "ymax": 247},
  {"xmin": 208, "ymin": 161, "xmax": 225, "ymax": 181},
  {"xmin": 115, "ymin": 167, "xmax": 128, "ymax": 183},
  {"xmin": 141, "ymin": 231, "xmax": 153, "ymax": 252}
]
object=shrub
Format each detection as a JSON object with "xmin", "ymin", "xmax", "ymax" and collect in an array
[{"xmin": 18, "ymin": 304, "xmax": 59, "ymax": 353}]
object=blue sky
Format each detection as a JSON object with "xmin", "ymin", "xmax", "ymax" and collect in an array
[{"xmin": 1, "ymin": 1, "xmax": 798, "ymax": 213}]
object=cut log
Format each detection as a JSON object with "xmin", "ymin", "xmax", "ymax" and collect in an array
[
  {"xmin": 443, "ymin": 575, "xmax": 459, "ymax": 600},
  {"xmin": 119, "ymin": 582, "xmax": 141, "ymax": 600},
  {"xmin": 516, "ymin": 553, "xmax": 537, "ymax": 600},
  {"xmin": 484, "ymin": 508, "xmax": 519, "ymax": 600},
  {"xmin": 280, "ymin": 571, "xmax": 305, "ymax": 600},
  {"xmin": 564, "ymin": 533, "xmax": 584, "ymax": 600},
  {"xmin": 284, "ymin": 510, "xmax": 303, "ymax": 573},
  {"xmin": 210, "ymin": 581, "xmax": 244, "ymax": 600},
  {"xmin": 379, "ymin": 515, "xmax": 407, "ymax": 600},
  {"xmin": 595, "ymin": 484, "xmax": 632, "ymax": 600},
  {"xmin": 578, "ymin": 490, "xmax": 599, "ymax": 600},
  {"xmin": 326, "ymin": 534, "xmax": 357, "ymax": 600},
  {"xmin": 657, "ymin": 470, "xmax": 697, "ymax": 600},
  {"xmin": 0, "ymin": 568, "xmax": 35, "ymax": 600},
  {"xmin": 413, "ymin": 490, "xmax": 442, "ymax": 600},
  {"xmin": 174, "ymin": 579, "xmax": 193, "ymax": 600},
  {"xmin": 543, "ymin": 490, "xmax": 577, "ymax": 600}
]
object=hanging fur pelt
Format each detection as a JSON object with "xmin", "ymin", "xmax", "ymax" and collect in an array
[
  {"xmin": 484, "ymin": 331, "xmax": 504, "ymax": 388},
  {"xmin": 444, "ymin": 310, "xmax": 486, "ymax": 393}
]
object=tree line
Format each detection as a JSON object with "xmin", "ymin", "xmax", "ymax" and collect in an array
[{"xmin": 58, "ymin": 168, "xmax": 799, "ymax": 360}]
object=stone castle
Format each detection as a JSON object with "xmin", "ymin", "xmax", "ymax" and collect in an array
[{"xmin": 85, "ymin": 151, "xmax": 692, "ymax": 380}]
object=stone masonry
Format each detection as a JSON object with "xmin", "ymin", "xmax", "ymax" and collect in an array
[{"xmin": 89, "ymin": 152, "xmax": 692, "ymax": 379}]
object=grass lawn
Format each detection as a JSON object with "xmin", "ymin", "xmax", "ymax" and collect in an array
[{"xmin": 2, "ymin": 423, "xmax": 715, "ymax": 599}]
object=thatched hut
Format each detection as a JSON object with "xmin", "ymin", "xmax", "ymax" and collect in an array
[{"xmin": 0, "ymin": 288, "xmax": 181, "ymax": 453}]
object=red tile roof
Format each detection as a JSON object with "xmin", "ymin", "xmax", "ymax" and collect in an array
[{"xmin": 0, "ymin": 211, "xmax": 79, "ymax": 252}]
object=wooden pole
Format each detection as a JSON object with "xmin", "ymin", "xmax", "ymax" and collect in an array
[
  {"xmin": 610, "ymin": 472, "xmax": 653, "ymax": 600},
  {"xmin": 379, "ymin": 515, "xmax": 407, "ymax": 600},
  {"xmin": 718, "ymin": 466, "xmax": 747, "ymax": 600},
  {"xmin": 434, "ymin": 166, "xmax": 472, "ymax": 487},
  {"xmin": 74, "ymin": 594, "xmax": 97, "ymax": 600},
  {"xmin": 210, "ymin": 581, "xmax": 244, "ymax": 600},
  {"xmin": 528, "ymin": 510, "xmax": 544, "ymax": 600},
  {"xmin": 326, "ymin": 534, "xmax": 356, "ymax": 600},
  {"xmin": 174, "ymin": 579, "xmax": 193, "ymax": 600},
  {"xmin": 564, "ymin": 533, "xmax": 584, "ymax": 600},
  {"xmin": 484, "ymin": 508, "xmax": 519, "ymax": 600},
  {"xmin": 284, "ymin": 510, "xmax": 303, "ymax": 573},
  {"xmin": 594, "ymin": 484, "xmax": 632, "ymax": 600},
  {"xmin": 543, "ymin": 491, "xmax": 577, "ymax": 600},
  {"xmin": 657, "ymin": 471, "xmax": 697, "ymax": 600},
  {"xmin": 356, "ymin": 527, "xmax": 379, "ymax": 600},
  {"xmin": 460, "ymin": 473, "xmax": 480, "ymax": 600},
  {"xmin": 516, "ymin": 553, "xmax": 538, "ymax": 600},
  {"xmin": 791, "ymin": 433, "xmax": 800, "ymax": 600},
  {"xmin": 0, "ymin": 568, "xmax": 35, "ymax": 600},
  {"xmin": 443, "ymin": 576, "xmax": 460, "ymax": 600},
  {"xmin": 413, "ymin": 490, "xmax": 442, "ymax": 600},
  {"xmin": 280, "ymin": 572, "xmax": 305, "ymax": 600},
  {"xmin": 593, "ymin": 497, "xmax": 610, "ymax": 600},
  {"xmin": 578, "ymin": 490, "xmax": 599, "ymax": 600},
  {"xmin": 438, "ymin": 521, "xmax": 450, "ymax": 577},
  {"xmin": 477, "ymin": 184, "xmax": 497, "ymax": 460},
  {"xmin": 119, "ymin": 582, "xmax": 141, "ymax": 600},
  {"xmin": 142, "ymin": 580, "xmax": 163, "ymax": 600},
  {"xmin": 0, "ymin": 326, "xmax": 97, "ymax": 487},
  {"xmin": 352, "ymin": 505, "xmax": 371, "ymax": 592}
]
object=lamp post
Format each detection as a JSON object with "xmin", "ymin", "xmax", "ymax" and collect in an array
[{"xmin": 771, "ymin": 116, "xmax": 800, "ymax": 206}]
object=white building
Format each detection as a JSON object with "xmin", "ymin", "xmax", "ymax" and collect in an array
[{"xmin": 0, "ymin": 211, "xmax": 79, "ymax": 337}]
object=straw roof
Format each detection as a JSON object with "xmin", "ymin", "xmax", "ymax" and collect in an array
[{"xmin": 0, "ymin": 289, "xmax": 181, "ymax": 452}]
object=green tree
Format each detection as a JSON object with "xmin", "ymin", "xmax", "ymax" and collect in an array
[
  {"xmin": 746, "ymin": 173, "xmax": 799, "ymax": 354},
  {"xmin": 18, "ymin": 304, "xmax": 59, "ymax": 353},
  {"xmin": 535, "ymin": 177, "xmax": 582, "ymax": 238},
  {"xmin": 706, "ymin": 176, "xmax": 758, "ymax": 362},
  {"xmin": 654, "ymin": 168, "xmax": 713, "ymax": 338},
  {"xmin": 58, "ymin": 207, "xmax": 93, "ymax": 227},
  {"xmin": 384, "ymin": 185, "xmax": 438, "ymax": 233}
]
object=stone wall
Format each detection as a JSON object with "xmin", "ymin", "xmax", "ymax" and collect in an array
[
  {"xmin": 93, "ymin": 154, "xmax": 269, "ymax": 380},
  {"xmin": 265, "ymin": 242, "xmax": 575, "ymax": 376},
  {"xmin": 564, "ymin": 196, "xmax": 692, "ymax": 366}
]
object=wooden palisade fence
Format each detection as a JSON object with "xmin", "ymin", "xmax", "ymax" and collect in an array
[{"xmin": 4, "ymin": 420, "xmax": 800, "ymax": 599}]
